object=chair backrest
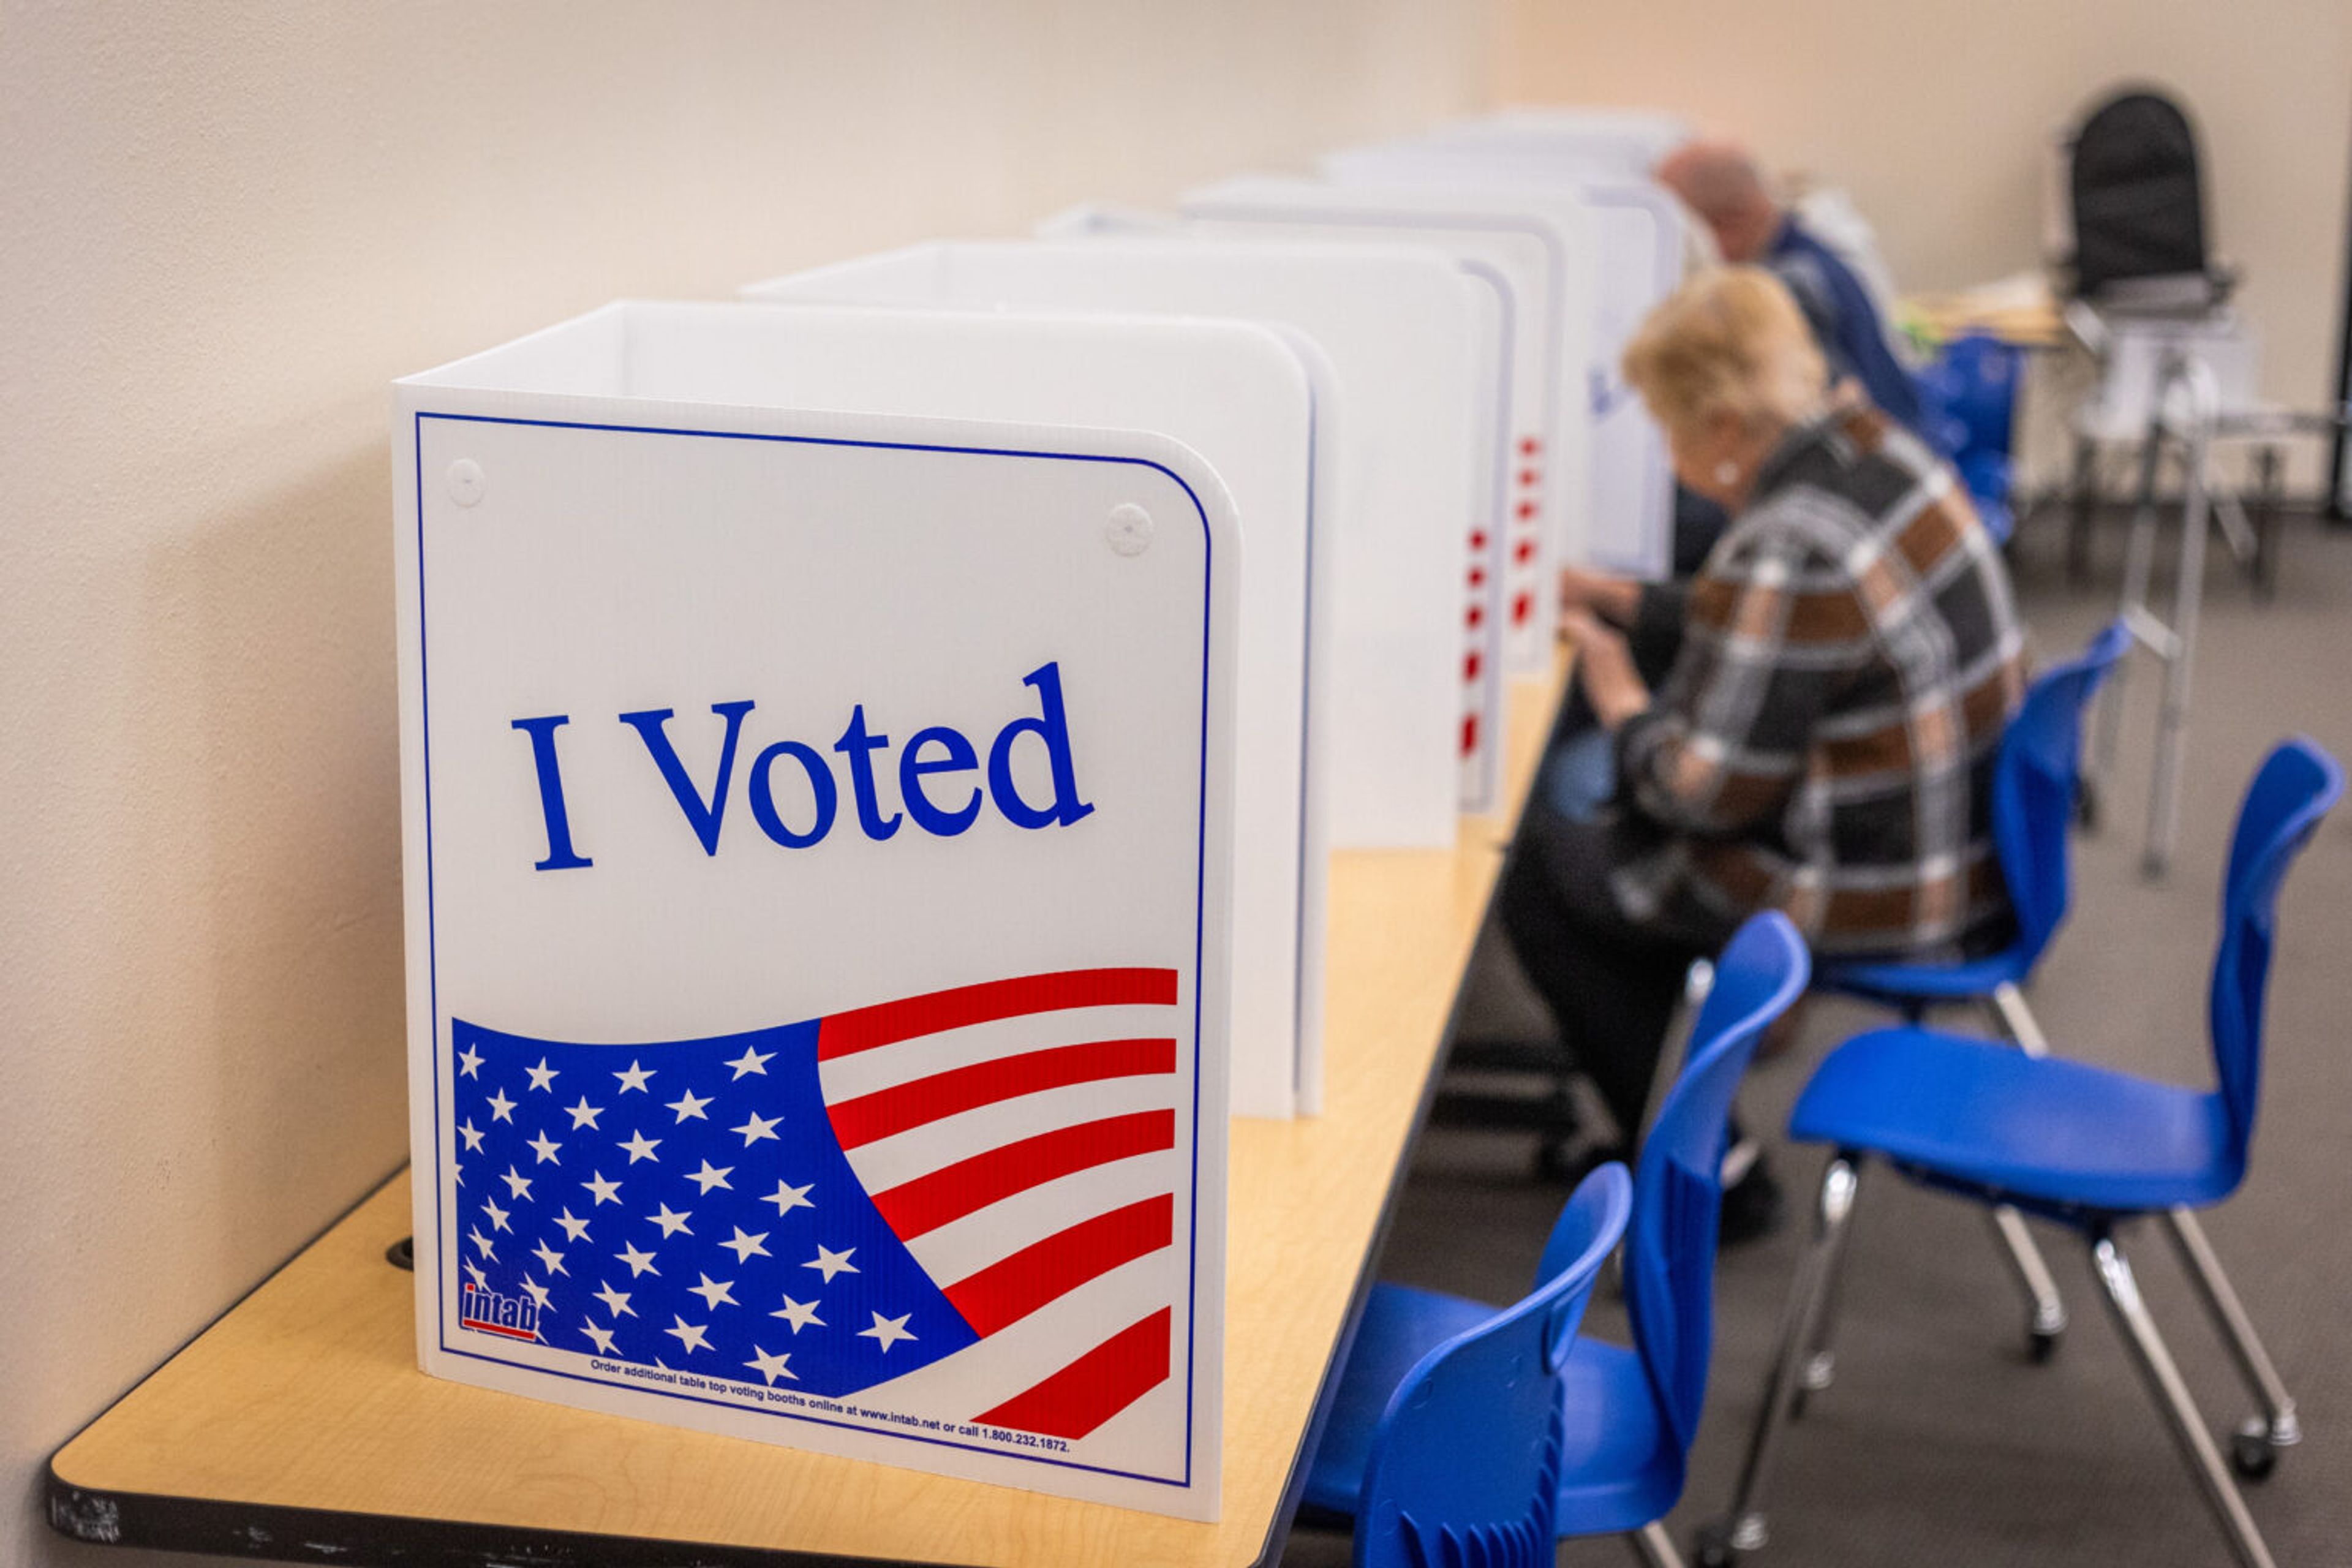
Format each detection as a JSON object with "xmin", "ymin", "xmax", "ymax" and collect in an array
[
  {"xmin": 1915, "ymin": 333, "xmax": 2024, "ymax": 539},
  {"xmin": 1356, "ymin": 1163, "xmax": 1632, "ymax": 1568},
  {"xmin": 1937, "ymin": 333, "xmax": 2024, "ymax": 462},
  {"xmin": 2068, "ymin": 88, "xmax": 2212, "ymax": 298},
  {"xmin": 1537, "ymin": 912, "xmax": 1808, "ymax": 1461},
  {"xmin": 1993, "ymin": 620, "xmax": 2132, "ymax": 967},
  {"xmin": 2208, "ymin": 739, "xmax": 2342, "ymax": 1174}
]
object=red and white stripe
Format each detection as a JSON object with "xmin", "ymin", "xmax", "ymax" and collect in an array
[
  {"xmin": 816, "ymin": 968, "xmax": 1186, "ymax": 1442},
  {"xmin": 1510, "ymin": 431, "xmax": 1545, "ymax": 635}
]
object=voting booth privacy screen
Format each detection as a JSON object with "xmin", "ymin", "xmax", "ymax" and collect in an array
[
  {"xmin": 746, "ymin": 238, "xmax": 1487, "ymax": 847},
  {"xmin": 392, "ymin": 303, "xmax": 1237, "ymax": 1517},
  {"xmin": 571, "ymin": 299, "xmax": 1324, "ymax": 1122},
  {"xmin": 1177, "ymin": 176, "xmax": 1598, "ymax": 663},
  {"xmin": 377, "ymin": 121, "xmax": 1698, "ymax": 1521},
  {"xmin": 1310, "ymin": 153, "xmax": 1688, "ymax": 584}
]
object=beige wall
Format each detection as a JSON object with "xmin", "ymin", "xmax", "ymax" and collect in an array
[
  {"xmin": 0, "ymin": 6, "xmax": 1493, "ymax": 1563},
  {"xmin": 1501, "ymin": 0, "xmax": 2352, "ymax": 488}
]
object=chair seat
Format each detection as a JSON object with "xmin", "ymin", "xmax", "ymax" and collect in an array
[
  {"xmin": 1789, "ymin": 1027, "xmax": 2242, "ymax": 1213},
  {"xmin": 1815, "ymin": 948, "xmax": 2028, "ymax": 1005},
  {"xmin": 1303, "ymin": 1283, "xmax": 1678, "ymax": 1534},
  {"xmin": 1552, "ymin": 1338, "xmax": 1679, "ymax": 1534}
]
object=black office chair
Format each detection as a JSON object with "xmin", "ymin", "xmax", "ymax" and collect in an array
[
  {"xmin": 2065, "ymin": 87, "xmax": 2234, "ymax": 314},
  {"xmin": 2055, "ymin": 86, "xmax": 2307, "ymax": 601}
]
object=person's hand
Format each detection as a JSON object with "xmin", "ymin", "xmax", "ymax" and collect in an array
[
  {"xmin": 1558, "ymin": 566, "xmax": 1641, "ymax": 627},
  {"xmin": 1560, "ymin": 607, "xmax": 1649, "ymax": 731}
]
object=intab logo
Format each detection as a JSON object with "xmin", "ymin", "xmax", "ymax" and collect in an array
[{"xmin": 460, "ymin": 1281, "xmax": 543, "ymax": 1343}]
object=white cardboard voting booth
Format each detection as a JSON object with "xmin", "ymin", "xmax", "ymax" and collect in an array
[
  {"xmin": 746, "ymin": 238, "xmax": 1487, "ymax": 846},
  {"xmin": 393, "ymin": 300, "xmax": 1247, "ymax": 1517},
  {"xmin": 1005, "ymin": 217, "xmax": 1515, "ymax": 820},
  {"xmin": 1178, "ymin": 176, "xmax": 1593, "ymax": 674},
  {"xmin": 1319, "ymin": 151, "xmax": 1689, "ymax": 582},
  {"xmin": 554, "ymin": 300, "xmax": 1316, "ymax": 1123}
]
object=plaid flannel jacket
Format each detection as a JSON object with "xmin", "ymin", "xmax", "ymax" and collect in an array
[{"xmin": 1613, "ymin": 406, "xmax": 2026, "ymax": 958}]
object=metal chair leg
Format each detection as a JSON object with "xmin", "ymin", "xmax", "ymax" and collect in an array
[
  {"xmin": 2165, "ymin": 1207, "xmax": 2302, "ymax": 1460},
  {"xmin": 2090, "ymin": 425, "xmax": 2168, "ymax": 796},
  {"xmin": 2253, "ymin": 443, "xmax": 2283, "ymax": 601},
  {"xmin": 1628, "ymin": 1520, "xmax": 1687, "ymax": 1568},
  {"xmin": 2089, "ymin": 1229, "xmax": 2279, "ymax": 1568},
  {"xmin": 2067, "ymin": 432, "xmax": 2100, "ymax": 587},
  {"xmin": 1986, "ymin": 980, "xmax": 2054, "ymax": 1057},
  {"xmin": 1792, "ymin": 1202, "xmax": 1856, "ymax": 1413},
  {"xmin": 2212, "ymin": 481, "xmax": 2261, "ymax": 567},
  {"xmin": 2143, "ymin": 399, "xmax": 2212, "ymax": 880},
  {"xmin": 1697, "ymin": 1155, "xmax": 1861, "ymax": 1564},
  {"xmin": 1986, "ymin": 1208, "xmax": 2067, "ymax": 1358},
  {"xmin": 1980, "ymin": 983, "xmax": 2068, "ymax": 1355}
]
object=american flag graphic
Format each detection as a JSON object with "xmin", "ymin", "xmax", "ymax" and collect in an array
[{"xmin": 447, "ymin": 965, "xmax": 1188, "ymax": 1443}]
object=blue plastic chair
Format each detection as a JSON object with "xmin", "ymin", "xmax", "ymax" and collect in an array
[
  {"xmin": 1307, "ymin": 913, "xmax": 1811, "ymax": 1568},
  {"xmin": 1315, "ymin": 1162, "xmax": 1632, "ymax": 1568},
  {"xmin": 1940, "ymin": 335, "xmax": 2024, "ymax": 462},
  {"xmin": 1811, "ymin": 619, "xmax": 2130, "ymax": 1360},
  {"xmin": 1702, "ymin": 739, "xmax": 2341, "ymax": 1568},
  {"xmin": 1914, "ymin": 332, "xmax": 2024, "ymax": 545}
]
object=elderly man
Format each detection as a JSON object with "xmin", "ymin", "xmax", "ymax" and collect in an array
[
  {"xmin": 1657, "ymin": 139, "xmax": 1923, "ymax": 436},
  {"xmin": 1650, "ymin": 140, "xmax": 1928, "ymax": 575}
]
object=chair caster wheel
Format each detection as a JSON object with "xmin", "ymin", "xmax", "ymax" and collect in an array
[
  {"xmin": 2028, "ymin": 1325, "xmax": 2060, "ymax": 1363},
  {"xmin": 1694, "ymin": 1523, "xmax": 1746, "ymax": 1566},
  {"xmin": 2231, "ymin": 1428, "xmax": 2278, "ymax": 1481}
]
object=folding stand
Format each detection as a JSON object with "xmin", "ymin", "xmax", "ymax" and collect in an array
[{"xmin": 2090, "ymin": 350, "xmax": 2348, "ymax": 876}]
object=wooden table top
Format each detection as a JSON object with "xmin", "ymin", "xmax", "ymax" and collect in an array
[
  {"xmin": 49, "ymin": 651, "xmax": 1572, "ymax": 1568},
  {"xmin": 1901, "ymin": 288, "xmax": 2071, "ymax": 350}
]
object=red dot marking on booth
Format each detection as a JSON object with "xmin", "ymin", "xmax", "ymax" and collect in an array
[
  {"xmin": 1470, "ymin": 531, "xmax": 1489, "ymax": 551},
  {"xmin": 1464, "ymin": 651, "xmax": 1482, "ymax": 682},
  {"xmin": 1467, "ymin": 605, "xmax": 1485, "ymax": 629},
  {"xmin": 1461, "ymin": 714, "xmax": 1480, "ymax": 756},
  {"xmin": 1512, "ymin": 593, "xmax": 1532, "ymax": 625},
  {"xmin": 1515, "ymin": 539, "xmax": 1537, "ymax": 563},
  {"xmin": 1517, "ymin": 469, "xmax": 1540, "ymax": 488},
  {"xmin": 1519, "ymin": 437, "xmax": 1542, "ymax": 456},
  {"xmin": 1515, "ymin": 500, "xmax": 1539, "ymax": 521}
]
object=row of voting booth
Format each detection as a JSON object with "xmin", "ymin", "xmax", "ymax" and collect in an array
[{"xmin": 392, "ymin": 109, "xmax": 1692, "ymax": 1520}]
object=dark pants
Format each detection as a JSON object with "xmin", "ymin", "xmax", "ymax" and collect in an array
[
  {"xmin": 1504, "ymin": 491, "xmax": 1732, "ymax": 1142},
  {"xmin": 1499, "ymin": 807, "xmax": 1721, "ymax": 1143}
]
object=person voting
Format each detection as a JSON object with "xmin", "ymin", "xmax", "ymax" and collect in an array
[{"xmin": 1504, "ymin": 269, "xmax": 2024, "ymax": 1237}]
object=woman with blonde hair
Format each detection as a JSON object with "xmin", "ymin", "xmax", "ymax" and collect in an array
[{"xmin": 1504, "ymin": 266, "xmax": 2024, "ymax": 1234}]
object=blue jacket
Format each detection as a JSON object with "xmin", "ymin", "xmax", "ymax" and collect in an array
[{"xmin": 1768, "ymin": 219, "xmax": 1924, "ymax": 435}]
